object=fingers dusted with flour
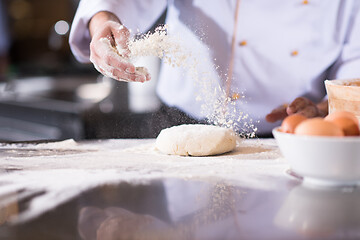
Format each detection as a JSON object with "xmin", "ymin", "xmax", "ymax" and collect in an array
[
  {"xmin": 112, "ymin": 24, "xmax": 132, "ymax": 59},
  {"xmin": 88, "ymin": 11, "xmax": 149, "ymax": 82}
]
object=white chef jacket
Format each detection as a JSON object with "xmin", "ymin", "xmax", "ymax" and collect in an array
[{"xmin": 69, "ymin": 0, "xmax": 360, "ymax": 134}]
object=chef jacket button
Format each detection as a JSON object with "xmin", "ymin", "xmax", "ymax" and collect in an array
[
  {"xmin": 291, "ymin": 50, "xmax": 299, "ymax": 56},
  {"xmin": 231, "ymin": 92, "xmax": 241, "ymax": 101},
  {"xmin": 239, "ymin": 40, "xmax": 247, "ymax": 46}
]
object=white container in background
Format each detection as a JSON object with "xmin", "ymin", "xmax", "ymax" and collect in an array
[{"xmin": 128, "ymin": 56, "xmax": 161, "ymax": 113}]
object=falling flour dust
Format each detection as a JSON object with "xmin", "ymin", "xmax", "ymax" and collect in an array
[{"xmin": 98, "ymin": 25, "xmax": 257, "ymax": 137}]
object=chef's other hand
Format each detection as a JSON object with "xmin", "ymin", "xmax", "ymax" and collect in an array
[
  {"xmin": 88, "ymin": 11, "xmax": 150, "ymax": 82},
  {"xmin": 266, "ymin": 97, "xmax": 328, "ymax": 123}
]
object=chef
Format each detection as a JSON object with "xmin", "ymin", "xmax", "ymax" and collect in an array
[{"xmin": 69, "ymin": 0, "xmax": 360, "ymax": 136}]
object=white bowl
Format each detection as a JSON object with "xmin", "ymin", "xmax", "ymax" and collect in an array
[{"xmin": 272, "ymin": 127, "xmax": 360, "ymax": 186}]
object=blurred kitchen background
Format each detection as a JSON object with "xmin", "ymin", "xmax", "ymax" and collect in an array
[{"xmin": 0, "ymin": 0, "xmax": 165, "ymax": 141}]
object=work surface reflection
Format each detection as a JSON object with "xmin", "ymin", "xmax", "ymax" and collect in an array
[{"xmin": 0, "ymin": 178, "xmax": 359, "ymax": 240}]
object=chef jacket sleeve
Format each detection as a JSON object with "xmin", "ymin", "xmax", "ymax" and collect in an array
[
  {"xmin": 330, "ymin": 2, "xmax": 360, "ymax": 79},
  {"xmin": 69, "ymin": 0, "xmax": 167, "ymax": 63}
]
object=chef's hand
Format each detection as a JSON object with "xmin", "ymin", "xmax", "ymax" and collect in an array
[
  {"xmin": 88, "ymin": 11, "xmax": 150, "ymax": 82},
  {"xmin": 266, "ymin": 97, "xmax": 328, "ymax": 123}
]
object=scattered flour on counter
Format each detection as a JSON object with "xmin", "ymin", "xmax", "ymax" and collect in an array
[
  {"xmin": 33, "ymin": 139, "xmax": 78, "ymax": 149},
  {"xmin": 0, "ymin": 139, "xmax": 286, "ymax": 224},
  {"xmin": 0, "ymin": 139, "xmax": 99, "ymax": 151},
  {"xmin": 0, "ymin": 139, "xmax": 77, "ymax": 149},
  {"xmin": 0, "ymin": 169, "xmax": 155, "ymax": 224}
]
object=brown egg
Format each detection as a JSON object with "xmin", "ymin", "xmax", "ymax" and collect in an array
[
  {"xmin": 281, "ymin": 114, "xmax": 307, "ymax": 133},
  {"xmin": 325, "ymin": 111, "xmax": 359, "ymax": 126},
  {"xmin": 325, "ymin": 111, "xmax": 359, "ymax": 136},
  {"xmin": 329, "ymin": 117, "xmax": 360, "ymax": 136},
  {"xmin": 294, "ymin": 118, "xmax": 344, "ymax": 137}
]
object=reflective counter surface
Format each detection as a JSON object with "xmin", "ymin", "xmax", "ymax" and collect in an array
[{"xmin": 0, "ymin": 139, "xmax": 359, "ymax": 240}]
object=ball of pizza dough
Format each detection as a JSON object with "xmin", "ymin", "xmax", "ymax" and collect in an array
[{"xmin": 155, "ymin": 124, "xmax": 237, "ymax": 156}]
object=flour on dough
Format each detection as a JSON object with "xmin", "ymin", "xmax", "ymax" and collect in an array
[{"xmin": 155, "ymin": 124, "xmax": 237, "ymax": 156}]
